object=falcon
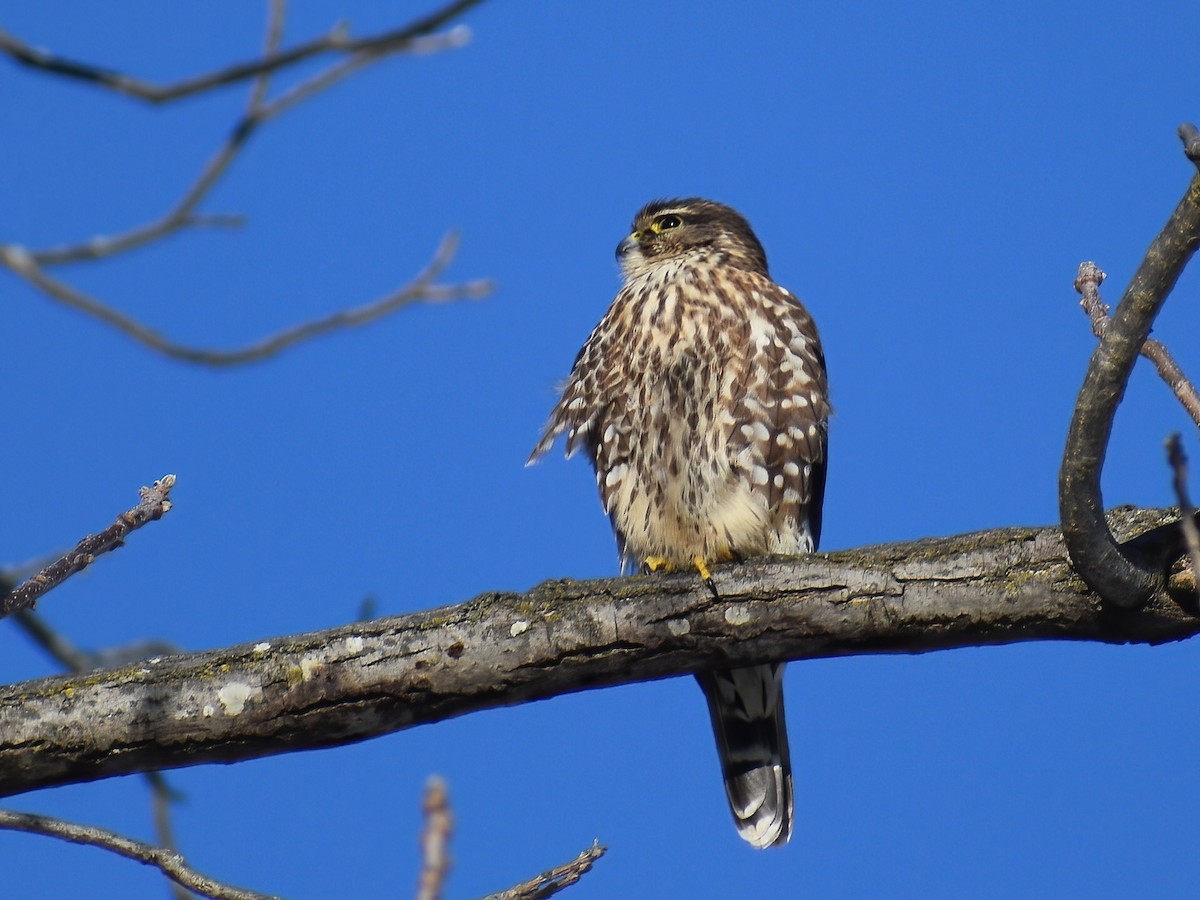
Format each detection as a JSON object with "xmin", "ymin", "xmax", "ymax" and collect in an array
[{"xmin": 529, "ymin": 198, "xmax": 829, "ymax": 848}]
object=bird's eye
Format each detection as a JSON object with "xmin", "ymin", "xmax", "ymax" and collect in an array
[{"xmin": 651, "ymin": 214, "xmax": 683, "ymax": 233}]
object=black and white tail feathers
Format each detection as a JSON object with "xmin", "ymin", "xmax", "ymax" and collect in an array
[{"xmin": 697, "ymin": 663, "xmax": 793, "ymax": 849}]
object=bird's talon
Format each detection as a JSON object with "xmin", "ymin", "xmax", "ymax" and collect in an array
[{"xmin": 692, "ymin": 556, "xmax": 719, "ymax": 597}]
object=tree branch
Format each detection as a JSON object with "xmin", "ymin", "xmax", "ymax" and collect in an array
[
  {"xmin": 0, "ymin": 475, "xmax": 176, "ymax": 619},
  {"xmin": 13, "ymin": 5, "xmax": 475, "ymax": 269},
  {"xmin": 1059, "ymin": 125, "xmax": 1200, "ymax": 609},
  {"xmin": 417, "ymin": 777, "xmax": 453, "ymax": 900},
  {"xmin": 147, "ymin": 770, "xmax": 193, "ymax": 900},
  {"xmin": 480, "ymin": 841, "xmax": 606, "ymax": 900},
  {"xmin": 0, "ymin": 0, "xmax": 486, "ymax": 105},
  {"xmin": 0, "ymin": 1, "xmax": 491, "ymax": 365},
  {"xmin": 1181, "ymin": 122, "xmax": 1200, "ymax": 171},
  {"xmin": 14, "ymin": 604, "xmax": 182, "ymax": 671},
  {"xmin": 12, "ymin": 609, "xmax": 96, "ymax": 672},
  {"xmin": 0, "ymin": 809, "xmax": 277, "ymax": 900},
  {"xmin": 13, "ymin": 586, "xmax": 198, "ymax": 900},
  {"xmin": 1, "ymin": 506, "xmax": 1195, "ymax": 799},
  {"xmin": 1166, "ymin": 435, "xmax": 1200, "ymax": 595},
  {"xmin": 245, "ymin": 0, "xmax": 288, "ymax": 114},
  {"xmin": 0, "ymin": 235, "xmax": 492, "ymax": 366},
  {"xmin": 1074, "ymin": 262, "xmax": 1200, "ymax": 429}
]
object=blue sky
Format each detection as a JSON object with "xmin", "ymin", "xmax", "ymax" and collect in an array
[{"xmin": 3, "ymin": 2, "xmax": 1200, "ymax": 897}]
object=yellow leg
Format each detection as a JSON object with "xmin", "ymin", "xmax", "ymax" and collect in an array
[
  {"xmin": 644, "ymin": 555, "xmax": 718, "ymax": 597},
  {"xmin": 644, "ymin": 556, "xmax": 673, "ymax": 573},
  {"xmin": 692, "ymin": 555, "xmax": 719, "ymax": 599}
]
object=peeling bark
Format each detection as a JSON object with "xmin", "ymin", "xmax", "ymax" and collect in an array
[{"xmin": 1, "ymin": 506, "xmax": 1195, "ymax": 798}]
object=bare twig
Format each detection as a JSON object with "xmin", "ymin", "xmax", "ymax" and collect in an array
[
  {"xmin": 0, "ymin": 809, "xmax": 276, "ymax": 900},
  {"xmin": 23, "ymin": 96, "xmax": 256, "ymax": 267},
  {"xmin": 11, "ymin": 610, "xmax": 95, "ymax": 671},
  {"xmin": 0, "ymin": 0, "xmax": 487, "ymax": 104},
  {"xmin": 1165, "ymin": 434, "xmax": 1200, "ymax": 593},
  {"xmin": 246, "ymin": 0, "xmax": 288, "ymax": 114},
  {"xmin": 0, "ymin": 1, "xmax": 491, "ymax": 367},
  {"xmin": 252, "ymin": 25, "xmax": 471, "ymax": 125},
  {"xmin": 13, "ymin": 19, "xmax": 469, "ymax": 270},
  {"xmin": 1, "ymin": 237, "xmax": 491, "ymax": 365},
  {"xmin": 15, "ymin": 608, "xmax": 181, "ymax": 670},
  {"xmin": 0, "ymin": 475, "xmax": 175, "ymax": 619},
  {"xmin": 481, "ymin": 841, "xmax": 606, "ymax": 900},
  {"xmin": 417, "ymin": 777, "xmax": 453, "ymax": 900},
  {"xmin": 1075, "ymin": 262, "xmax": 1200, "ymax": 429},
  {"xmin": 1059, "ymin": 125, "xmax": 1200, "ymax": 609},
  {"xmin": 147, "ymin": 772, "xmax": 192, "ymax": 900}
]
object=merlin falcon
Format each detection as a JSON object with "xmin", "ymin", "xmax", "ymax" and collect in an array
[{"xmin": 529, "ymin": 198, "xmax": 829, "ymax": 848}]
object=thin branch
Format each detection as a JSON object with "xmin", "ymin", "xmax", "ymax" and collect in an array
[
  {"xmin": 12, "ymin": 610, "xmax": 95, "ymax": 671},
  {"xmin": 2, "ymin": 505, "xmax": 1196, "ymax": 798},
  {"xmin": 13, "ymin": 10, "xmax": 469, "ymax": 270},
  {"xmin": 0, "ymin": 2, "xmax": 490, "ymax": 366},
  {"xmin": 15, "ymin": 607, "xmax": 181, "ymax": 670},
  {"xmin": 148, "ymin": 771, "xmax": 193, "ymax": 900},
  {"xmin": 17, "ymin": 11, "xmax": 470, "ymax": 271},
  {"xmin": 0, "ymin": 475, "xmax": 175, "ymax": 619},
  {"xmin": 246, "ymin": 0, "xmax": 288, "ymax": 114},
  {"xmin": 1166, "ymin": 434, "xmax": 1200, "ymax": 594},
  {"xmin": 1075, "ymin": 262, "xmax": 1200, "ymax": 429},
  {"xmin": 0, "ymin": 555, "xmax": 56, "ymax": 591},
  {"xmin": 416, "ymin": 777, "xmax": 453, "ymax": 900},
  {"xmin": 1059, "ymin": 125, "xmax": 1200, "ymax": 609},
  {"xmin": 0, "ymin": 809, "xmax": 277, "ymax": 900},
  {"xmin": 17, "ymin": 19, "xmax": 465, "ymax": 270},
  {"xmin": 481, "ymin": 841, "xmax": 606, "ymax": 900},
  {"xmin": 252, "ymin": 26, "xmax": 471, "ymax": 125},
  {"xmin": 25, "ymin": 102, "xmax": 255, "ymax": 266},
  {"xmin": 0, "ymin": 237, "xmax": 492, "ymax": 366},
  {"xmin": 0, "ymin": 0, "xmax": 487, "ymax": 104}
]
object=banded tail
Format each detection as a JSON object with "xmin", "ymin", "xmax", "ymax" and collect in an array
[{"xmin": 697, "ymin": 663, "xmax": 793, "ymax": 848}]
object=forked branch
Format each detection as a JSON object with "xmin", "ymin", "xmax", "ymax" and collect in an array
[
  {"xmin": 1074, "ymin": 262, "xmax": 1200, "ymax": 429},
  {"xmin": 0, "ymin": 0, "xmax": 492, "ymax": 365},
  {"xmin": 1059, "ymin": 123, "xmax": 1200, "ymax": 608},
  {"xmin": 0, "ymin": 0, "xmax": 486, "ymax": 104}
]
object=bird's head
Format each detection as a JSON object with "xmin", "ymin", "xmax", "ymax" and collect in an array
[{"xmin": 616, "ymin": 198, "xmax": 769, "ymax": 280}]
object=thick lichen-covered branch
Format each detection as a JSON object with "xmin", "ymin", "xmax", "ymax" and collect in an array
[{"xmin": 1, "ymin": 506, "xmax": 1195, "ymax": 799}]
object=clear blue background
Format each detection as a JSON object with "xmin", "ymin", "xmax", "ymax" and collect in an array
[{"xmin": 3, "ymin": 2, "xmax": 1200, "ymax": 897}]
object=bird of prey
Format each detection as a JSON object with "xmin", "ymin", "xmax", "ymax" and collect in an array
[{"xmin": 529, "ymin": 198, "xmax": 829, "ymax": 849}]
